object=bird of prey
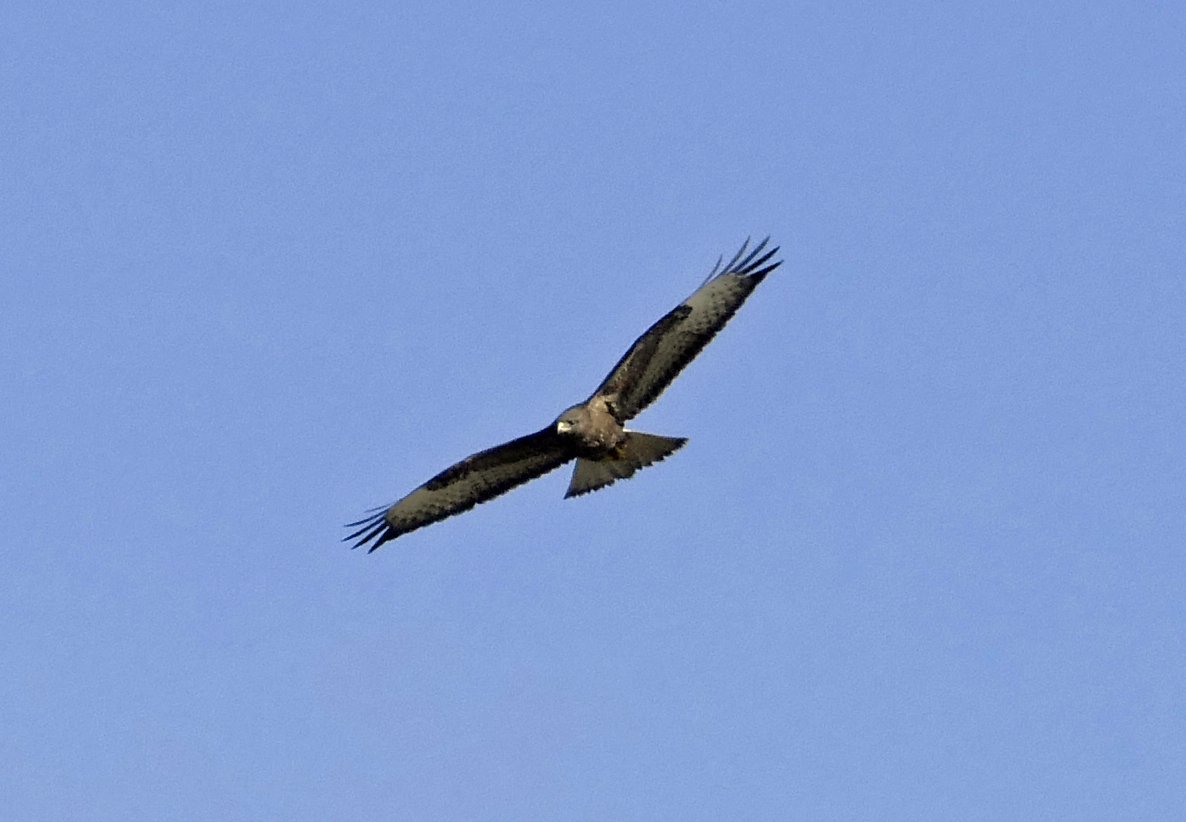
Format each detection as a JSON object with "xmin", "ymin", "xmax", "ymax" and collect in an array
[{"xmin": 347, "ymin": 237, "xmax": 781, "ymax": 551}]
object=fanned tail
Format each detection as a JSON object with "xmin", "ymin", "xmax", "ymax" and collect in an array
[{"xmin": 564, "ymin": 432, "xmax": 687, "ymax": 498}]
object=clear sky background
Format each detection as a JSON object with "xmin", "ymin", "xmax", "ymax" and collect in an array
[{"xmin": 3, "ymin": 1, "xmax": 1184, "ymax": 819}]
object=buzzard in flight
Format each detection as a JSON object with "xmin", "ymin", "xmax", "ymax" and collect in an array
[{"xmin": 347, "ymin": 237, "xmax": 781, "ymax": 551}]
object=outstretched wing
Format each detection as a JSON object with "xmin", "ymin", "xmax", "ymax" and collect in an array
[
  {"xmin": 592, "ymin": 237, "xmax": 781, "ymax": 422},
  {"xmin": 346, "ymin": 427, "xmax": 574, "ymax": 551}
]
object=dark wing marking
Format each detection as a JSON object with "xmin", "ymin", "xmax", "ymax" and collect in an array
[
  {"xmin": 346, "ymin": 427, "xmax": 574, "ymax": 551},
  {"xmin": 591, "ymin": 237, "xmax": 781, "ymax": 421}
]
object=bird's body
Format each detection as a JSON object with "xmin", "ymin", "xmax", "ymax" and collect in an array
[{"xmin": 347, "ymin": 237, "xmax": 781, "ymax": 551}]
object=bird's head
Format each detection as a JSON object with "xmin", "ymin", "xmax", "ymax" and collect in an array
[{"xmin": 555, "ymin": 404, "xmax": 589, "ymax": 435}]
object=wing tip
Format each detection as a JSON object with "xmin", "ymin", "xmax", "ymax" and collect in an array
[
  {"xmin": 709, "ymin": 236, "xmax": 782, "ymax": 283},
  {"xmin": 343, "ymin": 508, "xmax": 398, "ymax": 552}
]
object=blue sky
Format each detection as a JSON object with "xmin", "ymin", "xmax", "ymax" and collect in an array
[{"xmin": 3, "ymin": 1, "xmax": 1184, "ymax": 819}]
